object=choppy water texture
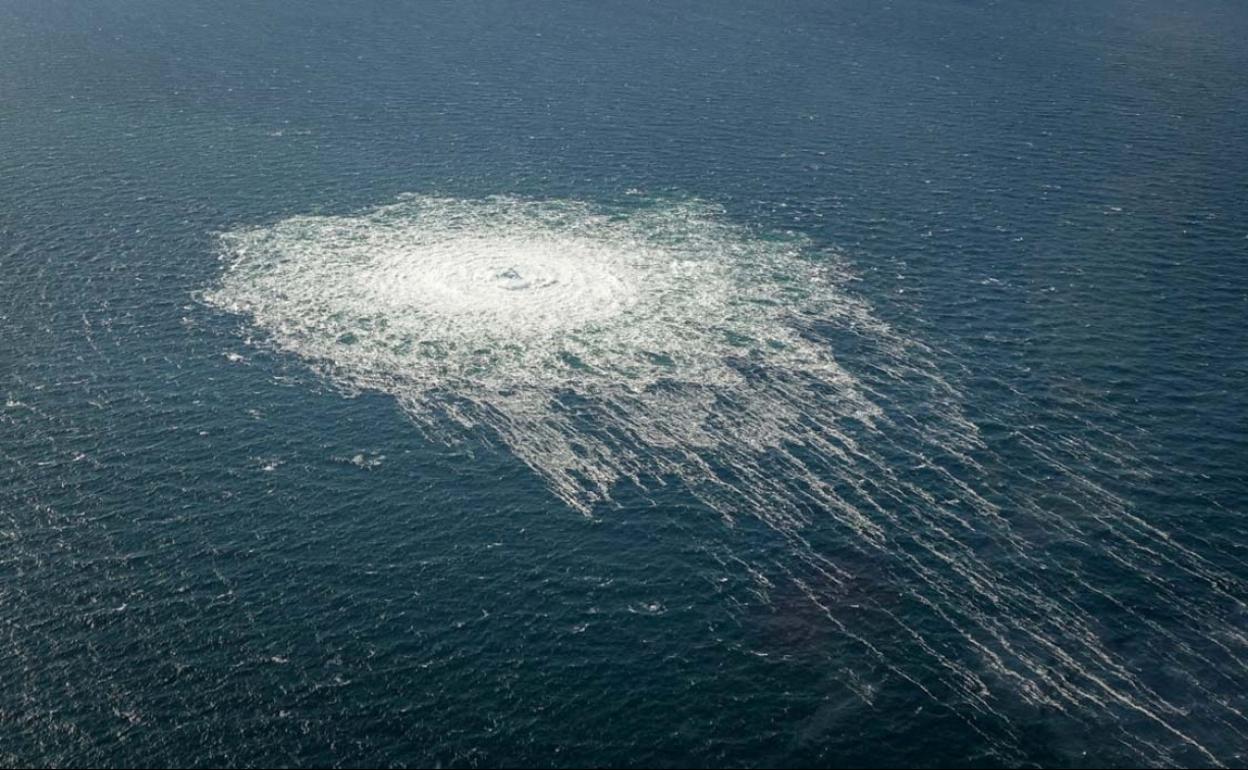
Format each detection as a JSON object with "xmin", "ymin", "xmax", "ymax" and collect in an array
[{"xmin": 3, "ymin": 1, "xmax": 1247, "ymax": 767}]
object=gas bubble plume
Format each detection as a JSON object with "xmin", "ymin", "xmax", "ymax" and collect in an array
[{"xmin": 206, "ymin": 195, "xmax": 1247, "ymax": 766}]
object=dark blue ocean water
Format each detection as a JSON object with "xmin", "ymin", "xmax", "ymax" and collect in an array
[{"xmin": 2, "ymin": 1, "xmax": 1246, "ymax": 766}]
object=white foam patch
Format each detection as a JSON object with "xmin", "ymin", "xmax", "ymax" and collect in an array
[
  {"xmin": 205, "ymin": 194, "xmax": 1246, "ymax": 765},
  {"xmin": 205, "ymin": 195, "xmax": 884, "ymax": 515}
]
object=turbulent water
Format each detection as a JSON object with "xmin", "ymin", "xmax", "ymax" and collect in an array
[
  {"xmin": 205, "ymin": 195, "xmax": 884, "ymax": 514},
  {"xmin": 4, "ymin": 0, "xmax": 1247, "ymax": 767},
  {"xmin": 206, "ymin": 195, "xmax": 1246, "ymax": 765}
]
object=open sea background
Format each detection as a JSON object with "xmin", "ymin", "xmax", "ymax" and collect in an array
[{"xmin": 2, "ymin": 0, "xmax": 1246, "ymax": 766}]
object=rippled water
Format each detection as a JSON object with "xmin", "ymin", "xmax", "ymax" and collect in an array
[{"xmin": 3, "ymin": 1, "xmax": 1246, "ymax": 767}]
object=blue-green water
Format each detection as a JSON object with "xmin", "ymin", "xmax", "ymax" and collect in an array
[{"xmin": 2, "ymin": 1, "xmax": 1246, "ymax": 766}]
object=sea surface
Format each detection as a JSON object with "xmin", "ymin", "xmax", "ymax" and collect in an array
[{"xmin": 2, "ymin": 1, "xmax": 1246, "ymax": 767}]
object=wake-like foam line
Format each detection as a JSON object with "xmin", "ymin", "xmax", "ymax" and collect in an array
[{"xmin": 205, "ymin": 195, "xmax": 1246, "ymax": 766}]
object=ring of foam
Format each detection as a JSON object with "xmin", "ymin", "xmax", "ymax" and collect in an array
[{"xmin": 207, "ymin": 195, "xmax": 858, "ymax": 394}]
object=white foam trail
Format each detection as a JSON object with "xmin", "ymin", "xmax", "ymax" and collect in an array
[{"xmin": 205, "ymin": 195, "xmax": 1246, "ymax": 765}]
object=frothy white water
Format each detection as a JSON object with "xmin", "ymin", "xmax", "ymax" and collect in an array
[
  {"xmin": 206, "ymin": 195, "xmax": 883, "ymax": 513},
  {"xmin": 206, "ymin": 195, "xmax": 1246, "ymax": 765}
]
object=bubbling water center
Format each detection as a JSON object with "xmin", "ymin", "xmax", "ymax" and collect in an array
[{"xmin": 215, "ymin": 196, "xmax": 858, "ymax": 386}]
